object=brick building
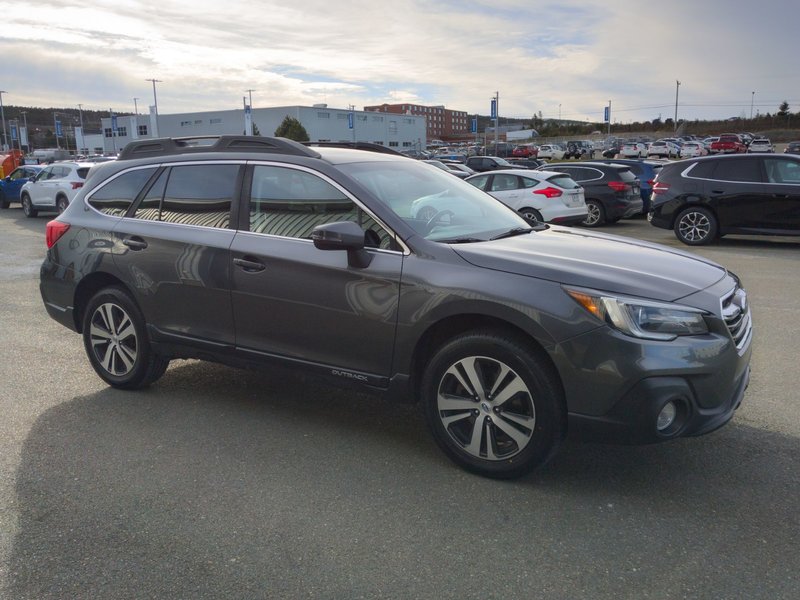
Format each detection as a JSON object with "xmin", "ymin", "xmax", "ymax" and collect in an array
[{"xmin": 363, "ymin": 103, "xmax": 470, "ymax": 142}]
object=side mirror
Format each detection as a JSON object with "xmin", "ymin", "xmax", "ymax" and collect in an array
[{"xmin": 311, "ymin": 221, "xmax": 372, "ymax": 268}]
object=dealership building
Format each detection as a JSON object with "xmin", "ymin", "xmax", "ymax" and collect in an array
[{"xmin": 95, "ymin": 105, "xmax": 428, "ymax": 154}]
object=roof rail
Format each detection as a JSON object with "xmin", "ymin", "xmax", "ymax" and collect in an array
[
  {"xmin": 117, "ymin": 135, "xmax": 321, "ymax": 160},
  {"xmin": 303, "ymin": 141, "xmax": 404, "ymax": 156}
]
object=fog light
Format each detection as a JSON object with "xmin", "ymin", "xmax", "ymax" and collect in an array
[{"xmin": 656, "ymin": 402, "xmax": 677, "ymax": 431}]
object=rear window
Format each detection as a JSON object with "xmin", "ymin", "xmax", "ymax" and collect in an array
[
  {"xmin": 616, "ymin": 168, "xmax": 638, "ymax": 183},
  {"xmin": 547, "ymin": 174, "xmax": 581, "ymax": 189},
  {"xmin": 77, "ymin": 168, "xmax": 91, "ymax": 179}
]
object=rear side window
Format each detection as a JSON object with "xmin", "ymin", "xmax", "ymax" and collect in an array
[
  {"xmin": 617, "ymin": 168, "xmax": 637, "ymax": 183},
  {"xmin": 490, "ymin": 174, "xmax": 519, "ymax": 191},
  {"xmin": 711, "ymin": 159, "xmax": 762, "ymax": 183},
  {"xmin": 76, "ymin": 168, "xmax": 90, "ymax": 179},
  {"xmin": 687, "ymin": 161, "xmax": 717, "ymax": 179},
  {"xmin": 159, "ymin": 165, "xmax": 238, "ymax": 228},
  {"xmin": 764, "ymin": 158, "xmax": 800, "ymax": 184},
  {"xmin": 88, "ymin": 167, "xmax": 158, "ymax": 216}
]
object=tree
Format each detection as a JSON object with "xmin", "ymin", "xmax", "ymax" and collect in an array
[
  {"xmin": 777, "ymin": 101, "xmax": 790, "ymax": 117},
  {"xmin": 274, "ymin": 116, "xmax": 309, "ymax": 142}
]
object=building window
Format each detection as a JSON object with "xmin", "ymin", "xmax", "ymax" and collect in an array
[
  {"xmin": 337, "ymin": 113, "xmax": 348, "ymax": 119},
  {"xmin": 389, "ymin": 141, "xmax": 399, "ymax": 147},
  {"xmin": 357, "ymin": 115, "xmax": 367, "ymax": 121},
  {"xmin": 116, "ymin": 126, "xmax": 127, "ymax": 137},
  {"xmin": 317, "ymin": 112, "xmax": 330, "ymax": 119},
  {"xmin": 104, "ymin": 128, "xmax": 113, "ymax": 138},
  {"xmin": 137, "ymin": 125, "xmax": 148, "ymax": 136},
  {"xmin": 210, "ymin": 118, "xmax": 222, "ymax": 124},
  {"xmin": 389, "ymin": 120, "xmax": 397, "ymax": 134},
  {"xmin": 373, "ymin": 141, "xmax": 384, "ymax": 145},
  {"xmin": 180, "ymin": 120, "xmax": 192, "ymax": 126},
  {"xmin": 194, "ymin": 119, "xmax": 202, "ymax": 124},
  {"xmin": 372, "ymin": 116, "xmax": 383, "ymax": 122}
]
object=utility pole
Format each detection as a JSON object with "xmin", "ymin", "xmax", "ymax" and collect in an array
[
  {"xmin": 133, "ymin": 97, "xmax": 139, "ymax": 115},
  {"xmin": 674, "ymin": 80, "xmax": 681, "ymax": 132},
  {"xmin": 0, "ymin": 90, "xmax": 8, "ymax": 151},
  {"xmin": 77, "ymin": 104, "xmax": 85, "ymax": 155},
  {"xmin": 750, "ymin": 91, "xmax": 755, "ymax": 120},
  {"xmin": 493, "ymin": 91, "xmax": 499, "ymax": 150}
]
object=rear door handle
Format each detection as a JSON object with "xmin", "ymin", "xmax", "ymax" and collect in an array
[
  {"xmin": 122, "ymin": 236, "xmax": 148, "ymax": 250},
  {"xmin": 233, "ymin": 257, "xmax": 266, "ymax": 272}
]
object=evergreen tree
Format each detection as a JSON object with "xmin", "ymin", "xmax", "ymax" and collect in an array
[
  {"xmin": 274, "ymin": 116, "xmax": 309, "ymax": 142},
  {"xmin": 777, "ymin": 101, "xmax": 790, "ymax": 117}
]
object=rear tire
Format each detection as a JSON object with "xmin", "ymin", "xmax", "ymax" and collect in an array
[
  {"xmin": 82, "ymin": 287, "xmax": 169, "ymax": 389},
  {"xmin": 422, "ymin": 330, "xmax": 565, "ymax": 479},
  {"xmin": 581, "ymin": 199, "xmax": 605, "ymax": 227},
  {"xmin": 56, "ymin": 196, "xmax": 69, "ymax": 214},
  {"xmin": 21, "ymin": 193, "xmax": 37, "ymax": 218},
  {"xmin": 519, "ymin": 207, "xmax": 543, "ymax": 224},
  {"xmin": 674, "ymin": 206, "xmax": 718, "ymax": 246},
  {"xmin": 0, "ymin": 191, "xmax": 8, "ymax": 209}
]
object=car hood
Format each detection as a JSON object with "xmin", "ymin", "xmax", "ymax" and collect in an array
[{"xmin": 453, "ymin": 226, "xmax": 727, "ymax": 302}]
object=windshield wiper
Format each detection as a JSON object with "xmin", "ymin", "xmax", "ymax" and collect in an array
[
  {"xmin": 490, "ymin": 227, "xmax": 534, "ymax": 241},
  {"xmin": 435, "ymin": 237, "xmax": 485, "ymax": 244}
]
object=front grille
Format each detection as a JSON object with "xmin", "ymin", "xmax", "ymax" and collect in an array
[{"xmin": 721, "ymin": 286, "xmax": 752, "ymax": 352}]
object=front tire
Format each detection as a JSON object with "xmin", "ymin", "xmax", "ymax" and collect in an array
[
  {"xmin": 422, "ymin": 331, "xmax": 565, "ymax": 479},
  {"xmin": 674, "ymin": 206, "xmax": 718, "ymax": 245},
  {"xmin": 21, "ymin": 193, "xmax": 38, "ymax": 218},
  {"xmin": 82, "ymin": 287, "xmax": 169, "ymax": 389},
  {"xmin": 56, "ymin": 196, "xmax": 69, "ymax": 214}
]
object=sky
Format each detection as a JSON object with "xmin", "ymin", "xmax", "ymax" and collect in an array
[{"xmin": 2, "ymin": 0, "xmax": 799, "ymax": 125}]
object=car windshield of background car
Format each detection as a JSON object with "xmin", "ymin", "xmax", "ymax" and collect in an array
[{"xmin": 339, "ymin": 160, "xmax": 528, "ymax": 243}]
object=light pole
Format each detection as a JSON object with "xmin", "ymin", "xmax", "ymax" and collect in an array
[
  {"xmin": 0, "ymin": 90, "xmax": 8, "ymax": 151},
  {"xmin": 674, "ymin": 80, "xmax": 681, "ymax": 132},
  {"xmin": 77, "ymin": 104, "xmax": 85, "ymax": 155},
  {"xmin": 146, "ymin": 78, "xmax": 162, "ymax": 136},
  {"xmin": 750, "ymin": 91, "xmax": 755, "ymax": 120},
  {"xmin": 133, "ymin": 97, "xmax": 139, "ymax": 115},
  {"xmin": 20, "ymin": 110, "xmax": 28, "ymax": 152}
]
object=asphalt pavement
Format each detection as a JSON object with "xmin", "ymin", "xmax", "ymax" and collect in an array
[{"xmin": 0, "ymin": 206, "xmax": 798, "ymax": 600}]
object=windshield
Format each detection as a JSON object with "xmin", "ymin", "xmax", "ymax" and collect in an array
[{"xmin": 339, "ymin": 160, "xmax": 529, "ymax": 242}]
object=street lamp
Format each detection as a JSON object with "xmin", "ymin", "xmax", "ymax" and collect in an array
[
  {"xmin": 133, "ymin": 97, "xmax": 139, "ymax": 115},
  {"xmin": 146, "ymin": 78, "xmax": 162, "ymax": 136},
  {"xmin": 0, "ymin": 90, "xmax": 8, "ymax": 151},
  {"xmin": 750, "ymin": 91, "xmax": 755, "ymax": 120},
  {"xmin": 674, "ymin": 80, "xmax": 681, "ymax": 132},
  {"xmin": 20, "ymin": 110, "xmax": 28, "ymax": 152},
  {"xmin": 77, "ymin": 104, "xmax": 85, "ymax": 155}
]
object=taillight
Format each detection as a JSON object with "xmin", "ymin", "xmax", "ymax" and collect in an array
[
  {"xmin": 607, "ymin": 181, "xmax": 627, "ymax": 192},
  {"xmin": 534, "ymin": 186, "xmax": 562, "ymax": 198},
  {"xmin": 652, "ymin": 181, "xmax": 670, "ymax": 195},
  {"xmin": 647, "ymin": 179, "xmax": 655, "ymax": 187},
  {"xmin": 46, "ymin": 220, "xmax": 70, "ymax": 248},
  {"xmin": 71, "ymin": 182, "xmax": 84, "ymax": 190}
]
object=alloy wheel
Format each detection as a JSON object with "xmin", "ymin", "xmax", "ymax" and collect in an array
[
  {"xmin": 88, "ymin": 302, "xmax": 139, "ymax": 377},
  {"xmin": 436, "ymin": 356, "xmax": 535, "ymax": 461},
  {"xmin": 677, "ymin": 211, "xmax": 711, "ymax": 243}
]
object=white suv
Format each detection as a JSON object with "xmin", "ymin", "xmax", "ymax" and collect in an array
[{"xmin": 20, "ymin": 161, "xmax": 93, "ymax": 217}]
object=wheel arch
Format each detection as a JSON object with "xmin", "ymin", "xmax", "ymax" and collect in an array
[
  {"xmin": 73, "ymin": 271, "xmax": 136, "ymax": 333},
  {"xmin": 408, "ymin": 314, "xmax": 565, "ymax": 409}
]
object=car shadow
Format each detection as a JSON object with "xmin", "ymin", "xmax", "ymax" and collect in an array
[{"xmin": 9, "ymin": 360, "xmax": 799, "ymax": 598}]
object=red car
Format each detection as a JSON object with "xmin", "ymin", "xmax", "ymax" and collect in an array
[
  {"xmin": 710, "ymin": 134, "xmax": 746, "ymax": 154},
  {"xmin": 512, "ymin": 144, "xmax": 538, "ymax": 158}
]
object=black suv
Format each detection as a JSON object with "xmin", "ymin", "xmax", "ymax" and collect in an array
[
  {"xmin": 40, "ymin": 136, "xmax": 752, "ymax": 479},
  {"xmin": 537, "ymin": 162, "xmax": 643, "ymax": 226},
  {"xmin": 465, "ymin": 156, "xmax": 526, "ymax": 172},
  {"xmin": 649, "ymin": 154, "xmax": 800, "ymax": 245}
]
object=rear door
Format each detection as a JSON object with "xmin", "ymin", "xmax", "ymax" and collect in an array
[
  {"xmin": 761, "ymin": 156, "xmax": 800, "ymax": 231},
  {"xmin": 705, "ymin": 157, "xmax": 768, "ymax": 230}
]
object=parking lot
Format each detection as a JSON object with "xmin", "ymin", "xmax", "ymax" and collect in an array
[{"xmin": 1, "ymin": 206, "xmax": 798, "ymax": 599}]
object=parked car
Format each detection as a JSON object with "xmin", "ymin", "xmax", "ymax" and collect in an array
[
  {"xmin": 564, "ymin": 140, "xmax": 589, "ymax": 159},
  {"xmin": 679, "ymin": 142, "xmax": 707, "ymax": 159},
  {"xmin": 422, "ymin": 160, "xmax": 471, "ymax": 179},
  {"xmin": 710, "ymin": 134, "xmax": 747, "ymax": 154},
  {"xmin": 747, "ymin": 139, "xmax": 774, "ymax": 153},
  {"xmin": 703, "ymin": 137, "xmax": 720, "ymax": 154},
  {"xmin": 784, "ymin": 141, "xmax": 800, "ymax": 155},
  {"xmin": 620, "ymin": 142, "xmax": 647, "ymax": 158},
  {"xmin": 440, "ymin": 161, "xmax": 476, "ymax": 177},
  {"xmin": 647, "ymin": 140, "xmax": 680, "ymax": 159},
  {"xmin": 505, "ymin": 157, "xmax": 545, "ymax": 169},
  {"xmin": 39, "ymin": 135, "xmax": 752, "ymax": 479},
  {"xmin": 537, "ymin": 162, "xmax": 643, "ymax": 226},
  {"xmin": 465, "ymin": 156, "xmax": 522, "ymax": 172},
  {"xmin": 0, "ymin": 165, "xmax": 43, "ymax": 208},
  {"xmin": 649, "ymin": 154, "xmax": 800, "ymax": 245},
  {"xmin": 592, "ymin": 159, "xmax": 663, "ymax": 213},
  {"xmin": 19, "ymin": 161, "xmax": 93, "ymax": 216},
  {"xmin": 512, "ymin": 144, "xmax": 538, "ymax": 158},
  {"xmin": 537, "ymin": 144, "xmax": 565, "ymax": 160},
  {"xmin": 464, "ymin": 169, "xmax": 587, "ymax": 225}
]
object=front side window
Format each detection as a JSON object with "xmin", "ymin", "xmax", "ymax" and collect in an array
[
  {"xmin": 249, "ymin": 165, "xmax": 394, "ymax": 249},
  {"xmin": 88, "ymin": 167, "xmax": 158, "ymax": 216}
]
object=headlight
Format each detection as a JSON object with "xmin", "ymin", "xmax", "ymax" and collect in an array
[{"xmin": 565, "ymin": 287, "xmax": 709, "ymax": 341}]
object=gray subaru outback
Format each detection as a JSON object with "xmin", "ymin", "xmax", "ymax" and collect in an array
[{"xmin": 40, "ymin": 136, "xmax": 752, "ymax": 479}]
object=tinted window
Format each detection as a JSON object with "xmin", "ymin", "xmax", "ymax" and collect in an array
[
  {"xmin": 249, "ymin": 165, "xmax": 393, "ymax": 249},
  {"xmin": 89, "ymin": 167, "xmax": 158, "ymax": 216},
  {"xmin": 133, "ymin": 169, "xmax": 168, "ymax": 221},
  {"xmin": 548, "ymin": 174, "xmax": 581, "ymax": 190},
  {"xmin": 712, "ymin": 158, "xmax": 762, "ymax": 183},
  {"xmin": 158, "ymin": 165, "xmax": 237, "ymax": 228},
  {"xmin": 76, "ymin": 168, "xmax": 90, "ymax": 179},
  {"xmin": 519, "ymin": 176, "xmax": 542, "ymax": 189},
  {"xmin": 688, "ymin": 161, "xmax": 717, "ymax": 179}
]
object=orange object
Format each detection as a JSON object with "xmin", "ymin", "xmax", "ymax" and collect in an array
[{"xmin": 0, "ymin": 149, "xmax": 24, "ymax": 178}]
